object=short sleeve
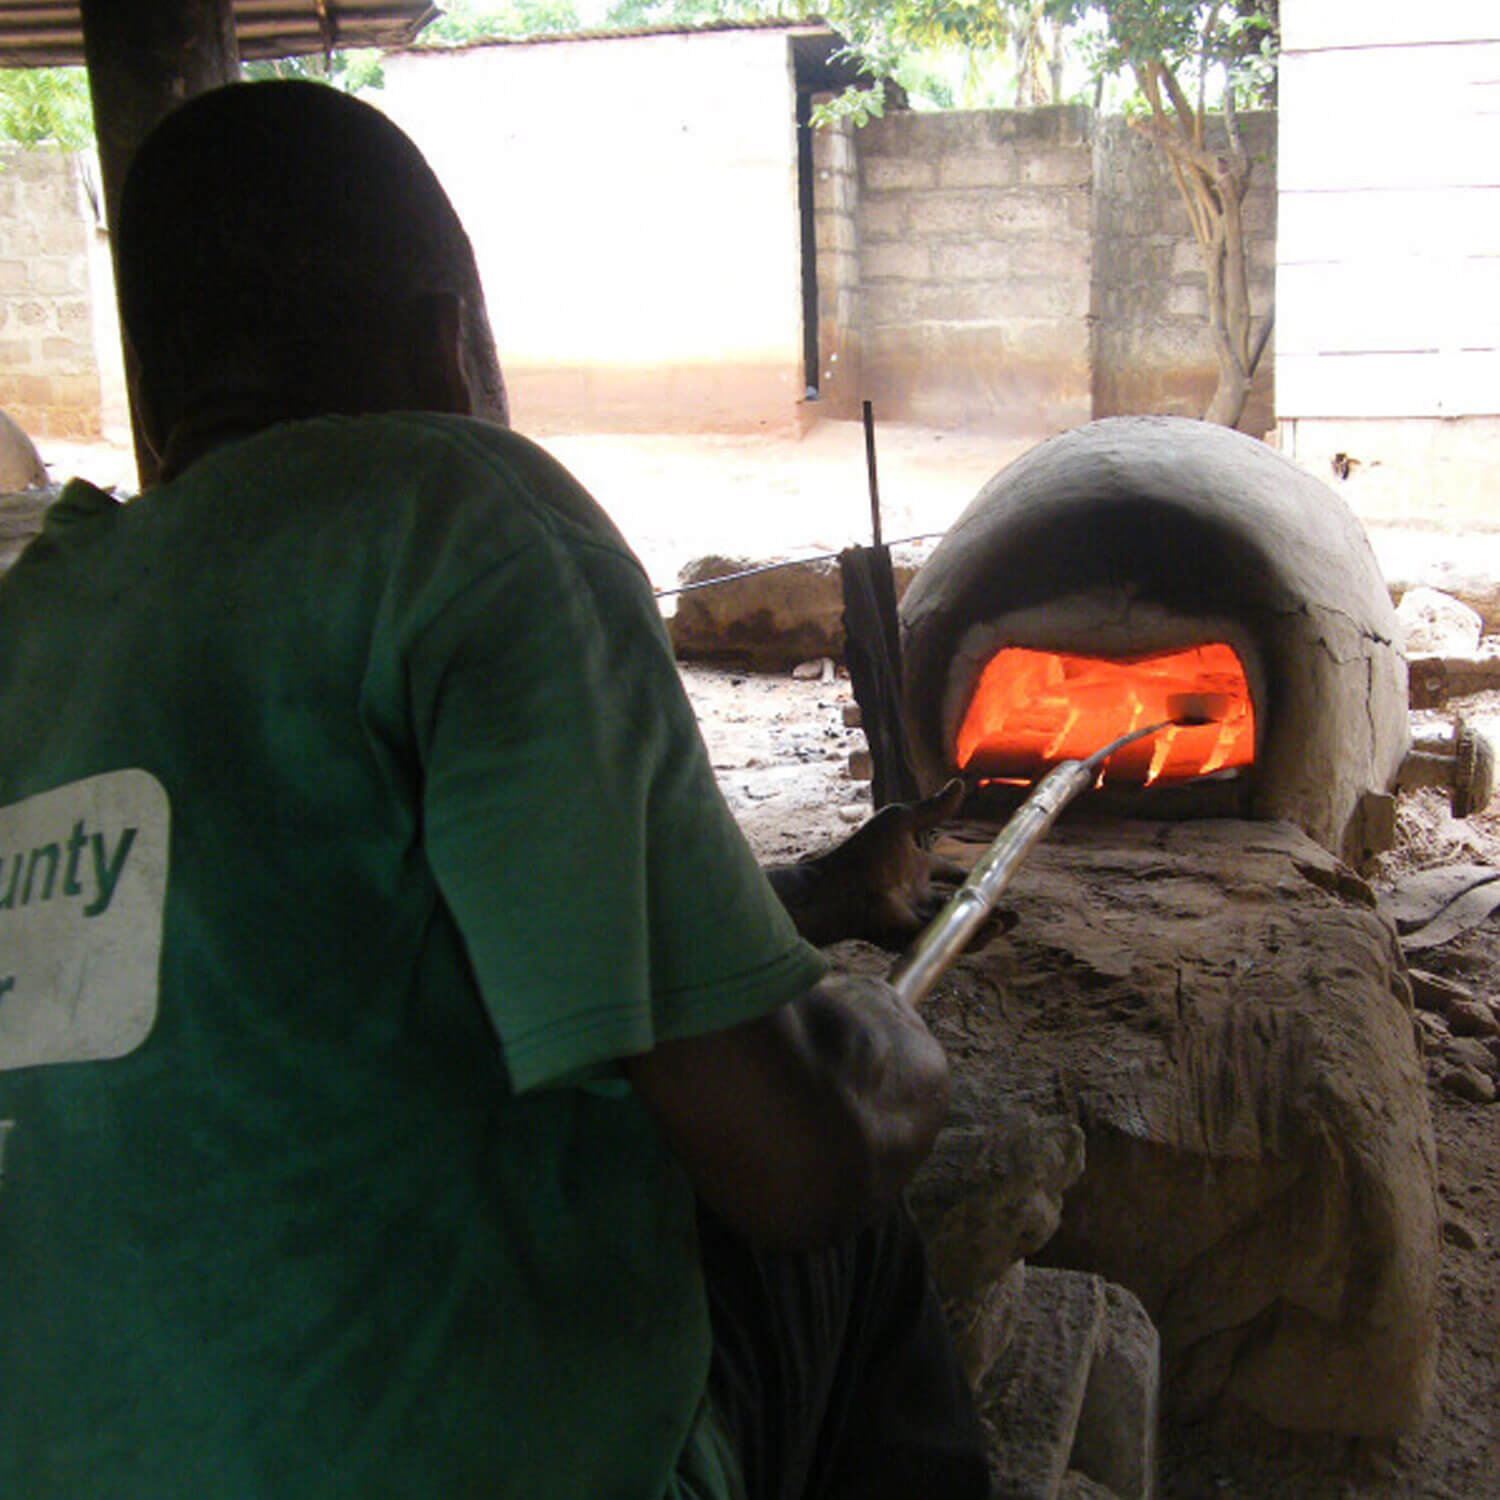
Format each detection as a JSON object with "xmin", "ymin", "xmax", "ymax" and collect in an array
[{"xmin": 406, "ymin": 514, "xmax": 826, "ymax": 1095}]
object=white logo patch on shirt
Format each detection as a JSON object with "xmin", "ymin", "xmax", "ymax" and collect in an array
[{"xmin": 0, "ymin": 769, "xmax": 170, "ymax": 1071}]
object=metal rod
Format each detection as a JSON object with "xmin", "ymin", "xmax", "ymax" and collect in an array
[
  {"xmin": 862, "ymin": 399, "xmax": 882, "ymax": 549},
  {"xmin": 888, "ymin": 718, "xmax": 1178, "ymax": 1007}
]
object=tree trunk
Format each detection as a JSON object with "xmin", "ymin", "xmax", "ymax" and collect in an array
[{"xmin": 1132, "ymin": 62, "xmax": 1272, "ymax": 431}]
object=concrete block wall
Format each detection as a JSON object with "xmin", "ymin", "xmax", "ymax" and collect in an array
[
  {"xmin": 1092, "ymin": 112, "xmax": 1277, "ymax": 437},
  {"xmin": 854, "ymin": 107, "xmax": 1095, "ymax": 434},
  {"xmin": 811, "ymin": 113, "xmax": 862, "ymax": 419},
  {"xmin": 845, "ymin": 106, "xmax": 1277, "ymax": 436},
  {"xmin": 0, "ymin": 148, "xmax": 101, "ymax": 441}
]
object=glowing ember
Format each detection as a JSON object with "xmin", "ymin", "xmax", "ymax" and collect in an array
[{"xmin": 955, "ymin": 643, "xmax": 1255, "ymax": 786}]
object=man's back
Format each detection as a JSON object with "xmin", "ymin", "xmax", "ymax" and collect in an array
[{"xmin": 0, "ymin": 413, "xmax": 814, "ymax": 1497}]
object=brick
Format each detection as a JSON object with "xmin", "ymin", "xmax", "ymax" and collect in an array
[
  {"xmin": 0, "ymin": 260, "xmax": 27, "ymax": 293},
  {"xmin": 0, "ymin": 339, "xmax": 30, "ymax": 367},
  {"xmin": 18, "ymin": 374, "xmax": 51, "ymax": 405},
  {"xmin": 937, "ymin": 149, "xmax": 1016, "ymax": 189},
  {"xmin": 58, "ymin": 300, "xmax": 90, "ymax": 329},
  {"xmin": 862, "ymin": 155, "xmax": 935, "ymax": 193},
  {"xmin": 862, "ymin": 240, "xmax": 929, "ymax": 281},
  {"xmin": 16, "ymin": 300, "xmax": 48, "ymax": 327}
]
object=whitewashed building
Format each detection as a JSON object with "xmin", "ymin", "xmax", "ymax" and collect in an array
[
  {"xmin": 1277, "ymin": 0, "xmax": 1500, "ymax": 514},
  {"xmin": 379, "ymin": 23, "xmax": 859, "ymax": 436}
]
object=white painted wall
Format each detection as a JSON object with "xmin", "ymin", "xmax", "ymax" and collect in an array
[
  {"xmin": 378, "ymin": 29, "xmax": 809, "ymax": 432},
  {"xmin": 1278, "ymin": 1, "xmax": 1500, "ymax": 418}
]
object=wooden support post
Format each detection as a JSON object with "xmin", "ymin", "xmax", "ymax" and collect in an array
[{"xmin": 79, "ymin": 0, "xmax": 240, "ymax": 486}]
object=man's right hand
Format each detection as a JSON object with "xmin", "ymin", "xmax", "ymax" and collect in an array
[{"xmin": 622, "ymin": 972, "xmax": 950, "ymax": 1250}]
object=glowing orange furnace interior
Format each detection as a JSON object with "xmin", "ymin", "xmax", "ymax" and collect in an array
[{"xmin": 955, "ymin": 643, "xmax": 1256, "ymax": 786}]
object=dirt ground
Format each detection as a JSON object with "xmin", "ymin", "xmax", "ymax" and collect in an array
[{"xmin": 45, "ymin": 420, "xmax": 1500, "ymax": 1497}]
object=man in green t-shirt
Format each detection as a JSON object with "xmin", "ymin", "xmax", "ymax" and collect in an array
[{"xmin": 0, "ymin": 82, "xmax": 986, "ymax": 1498}]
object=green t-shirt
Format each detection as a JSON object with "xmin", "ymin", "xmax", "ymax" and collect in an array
[{"xmin": 0, "ymin": 414, "xmax": 827, "ymax": 1498}]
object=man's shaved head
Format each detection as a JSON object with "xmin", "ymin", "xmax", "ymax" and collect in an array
[{"xmin": 117, "ymin": 80, "xmax": 506, "ymax": 457}]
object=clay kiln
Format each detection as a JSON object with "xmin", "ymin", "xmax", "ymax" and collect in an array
[{"xmin": 899, "ymin": 417, "xmax": 1412, "ymax": 864}]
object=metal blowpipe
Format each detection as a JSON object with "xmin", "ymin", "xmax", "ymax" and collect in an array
[{"xmin": 887, "ymin": 694, "xmax": 1227, "ymax": 1007}]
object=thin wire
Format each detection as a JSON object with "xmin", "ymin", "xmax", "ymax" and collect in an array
[{"xmin": 653, "ymin": 533, "xmax": 949, "ymax": 599}]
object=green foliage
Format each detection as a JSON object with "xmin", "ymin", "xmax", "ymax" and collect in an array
[
  {"xmin": 421, "ymin": 0, "xmax": 585, "ymax": 43},
  {"xmin": 242, "ymin": 50, "xmax": 387, "ymax": 94},
  {"xmin": 0, "ymin": 67, "xmax": 94, "ymax": 150},
  {"xmin": 603, "ymin": 0, "xmax": 784, "ymax": 25}
]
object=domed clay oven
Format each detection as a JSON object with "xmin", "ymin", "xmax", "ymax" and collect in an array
[{"xmin": 899, "ymin": 418, "xmax": 1411, "ymax": 864}]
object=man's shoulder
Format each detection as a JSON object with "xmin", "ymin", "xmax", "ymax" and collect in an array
[{"xmin": 241, "ymin": 412, "xmax": 630, "ymax": 562}]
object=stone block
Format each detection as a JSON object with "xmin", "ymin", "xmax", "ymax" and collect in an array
[
  {"xmin": 862, "ymin": 240, "xmax": 929, "ymax": 281},
  {"xmin": 42, "ymin": 334, "xmax": 91, "ymax": 367},
  {"xmin": 982, "ymin": 191, "xmax": 1078, "ymax": 238},
  {"xmin": 39, "ymin": 212, "xmax": 84, "ymax": 258},
  {"xmin": 814, "ymin": 212, "xmax": 856, "ymax": 255},
  {"xmin": 0, "ymin": 260, "xmax": 26, "ymax": 293},
  {"xmin": 859, "ymin": 197, "xmax": 905, "ymax": 238},
  {"xmin": 1166, "ymin": 283, "xmax": 1207, "ymax": 318},
  {"xmin": 1170, "ymin": 240, "xmax": 1201, "ymax": 278},
  {"xmin": 1011, "ymin": 239, "xmax": 1090, "ymax": 281},
  {"xmin": 1019, "ymin": 148, "xmax": 1093, "ymax": 188},
  {"xmin": 0, "ymin": 222, "xmax": 41, "ymax": 258},
  {"xmin": 978, "ymin": 1268, "xmax": 1104, "ymax": 1500},
  {"xmin": 32, "ymin": 258, "xmax": 73, "ymax": 296},
  {"xmin": 933, "ymin": 240, "xmax": 1012, "ymax": 282},
  {"xmin": 907, "ymin": 191, "xmax": 983, "ymax": 237},
  {"xmin": 862, "ymin": 154, "xmax": 936, "ymax": 193},
  {"xmin": 1070, "ymin": 1283, "xmax": 1159, "ymax": 1500},
  {"xmin": 938, "ymin": 148, "xmax": 1018, "ymax": 189}
]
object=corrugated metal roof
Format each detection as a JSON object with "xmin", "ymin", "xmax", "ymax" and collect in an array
[
  {"xmin": 399, "ymin": 16, "xmax": 831, "ymax": 54},
  {"xmin": 0, "ymin": 2, "xmax": 437, "ymax": 68}
]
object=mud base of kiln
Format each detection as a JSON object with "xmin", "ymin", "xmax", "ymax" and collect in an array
[{"xmin": 835, "ymin": 816, "xmax": 1438, "ymax": 1442}]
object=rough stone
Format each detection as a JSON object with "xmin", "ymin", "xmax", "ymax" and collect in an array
[
  {"xmin": 1070, "ymin": 1282, "xmax": 1159, "ymax": 1500},
  {"xmin": 978, "ymin": 1267, "xmax": 1104, "ymax": 1500},
  {"xmin": 1059, "ymin": 1473, "xmax": 1121, "ymax": 1499},
  {"xmin": 1443, "ymin": 1036, "xmax": 1497, "ymax": 1075},
  {"xmin": 1440, "ymin": 1065, "xmax": 1496, "ymax": 1105},
  {"xmin": 1447, "ymin": 998, "xmax": 1500, "ymax": 1039},
  {"xmin": 0, "ymin": 484, "xmax": 54, "ymax": 573},
  {"xmin": 1395, "ymin": 586, "xmax": 1484, "ymax": 656},
  {"xmin": 881, "ymin": 817, "xmax": 1439, "ymax": 1439},
  {"xmin": 907, "ymin": 1099, "xmax": 1085, "ymax": 1378},
  {"xmin": 1439, "ymin": 1212, "xmax": 1481, "ymax": 1252},
  {"xmin": 1406, "ymin": 967, "xmax": 1474, "ymax": 1015},
  {"xmin": 0, "ymin": 409, "xmax": 47, "ymax": 491},
  {"xmin": 668, "ymin": 551, "xmax": 919, "ymax": 671}
]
